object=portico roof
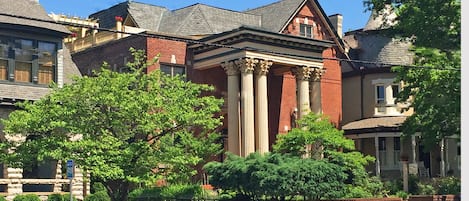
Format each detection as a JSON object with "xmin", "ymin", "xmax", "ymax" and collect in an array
[
  {"xmin": 342, "ymin": 116, "xmax": 406, "ymax": 135},
  {"xmin": 190, "ymin": 26, "xmax": 334, "ymax": 69}
]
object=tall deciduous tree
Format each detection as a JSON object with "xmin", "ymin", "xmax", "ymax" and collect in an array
[
  {"xmin": 364, "ymin": 0, "xmax": 461, "ymax": 149},
  {"xmin": 1, "ymin": 48, "xmax": 223, "ymax": 201}
]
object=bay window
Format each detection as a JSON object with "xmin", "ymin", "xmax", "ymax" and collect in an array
[{"xmin": 0, "ymin": 35, "xmax": 57, "ymax": 85}]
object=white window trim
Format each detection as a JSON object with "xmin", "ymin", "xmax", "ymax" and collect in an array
[{"xmin": 372, "ymin": 79, "xmax": 404, "ymax": 116}]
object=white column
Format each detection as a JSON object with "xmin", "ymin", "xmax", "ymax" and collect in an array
[
  {"xmin": 293, "ymin": 66, "xmax": 312, "ymax": 118},
  {"xmin": 221, "ymin": 61, "xmax": 241, "ymax": 155},
  {"xmin": 375, "ymin": 136, "xmax": 381, "ymax": 177},
  {"xmin": 310, "ymin": 68, "xmax": 323, "ymax": 114},
  {"xmin": 236, "ymin": 58, "xmax": 257, "ymax": 157},
  {"xmin": 255, "ymin": 60, "xmax": 272, "ymax": 154}
]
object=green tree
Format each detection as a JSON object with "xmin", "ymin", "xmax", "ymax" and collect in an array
[
  {"xmin": 364, "ymin": 0, "xmax": 461, "ymax": 149},
  {"xmin": 1, "ymin": 48, "xmax": 223, "ymax": 201}
]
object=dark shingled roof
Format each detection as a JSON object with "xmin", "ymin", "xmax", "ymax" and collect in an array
[
  {"xmin": 90, "ymin": 2, "xmax": 260, "ymax": 36},
  {"xmin": 244, "ymin": 0, "xmax": 305, "ymax": 32},
  {"xmin": 127, "ymin": 2, "xmax": 169, "ymax": 31},
  {"xmin": 343, "ymin": 6, "xmax": 413, "ymax": 68},
  {"xmin": 0, "ymin": 0, "xmax": 69, "ymax": 34},
  {"xmin": 159, "ymin": 4, "xmax": 260, "ymax": 36}
]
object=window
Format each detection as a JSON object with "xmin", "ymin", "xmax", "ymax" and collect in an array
[
  {"xmin": 160, "ymin": 64, "xmax": 185, "ymax": 77},
  {"xmin": 392, "ymin": 85, "xmax": 399, "ymax": 99},
  {"xmin": 376, "ymin": 85, "xmax": 385, "ymax": 104},
  {"xmin": 378, "ymin": 137, "xmax": 386, "ymax": 166},
  {"xmin": 379, "ymin": 137, "xmax": 401, "ymax": 170},
  {"xmin": 393, "ymin": 137, "xmax": 401, "ymax": 165},
  {"xmin": 299, "ymin": 24, "xmax": 313, "ymax": 38},
  {"xmin": 0, "ymin": 35, "xmax": 57, "ymax": 85}
]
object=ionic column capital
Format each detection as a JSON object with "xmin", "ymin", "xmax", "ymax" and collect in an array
[
  {"xmin": 236, "ymin": 57, "xmax": 258, "ymax": 74},
  {"xmin": 311, "ymin": 68, "xmax": 325, "ymax": 82},
  {"xmin": 221, "ymin": 61, "xmax": 239, "ymax": 76},
  {"xmin": 292, "ymin": 66, "xmax": 312, "ymax": 81},
  {"xmin": 255, "ymin": 60, "xmax": 273, "ymax": 75}
]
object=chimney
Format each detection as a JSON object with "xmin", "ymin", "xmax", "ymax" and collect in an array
[{"xmin": 328, "ymin": 14, "xmax": 343, "ymax": 38}]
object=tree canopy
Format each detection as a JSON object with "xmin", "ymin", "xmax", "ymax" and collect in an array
[
  {"xmin": 364, "ymin": 0, "xmax": 461, "ymax": 149},
  {"xmin": 0, "ymin": 48, "xmax": 224, "ymax": 201}
]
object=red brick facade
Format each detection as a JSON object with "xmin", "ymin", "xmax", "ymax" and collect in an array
[
  {"xmin": 281, "ymin": 1, "xmax": 343, "ymax": 126},
  {"xmin": 72, "ymin": 0, "xmax": 344, "ymax": 151}
]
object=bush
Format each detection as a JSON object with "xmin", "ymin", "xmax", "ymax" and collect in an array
[
  {"xmin": 417, "ymin": 182, "xmax": 436, "ymax": 195},
  {"xmin": 434, "ymin": 176, "xmax": 460, "ymax": 195},
  {"xmin": 0, "ymin": 196, "xmax": 6, "ymax": 201},
  {"xmin": 128, "ymin": 184, "xmax": 203, "ymax": 201},
  {"xmin": 84, "ymin": 191, "xmax": 111, "ymax": 201},
  {"xmin": 395, "ymin": 191, "xmax": 409, "ymax": 200},
  {"xmin": 204, "ymin": 153, "xmax": 347, "ymax": 201},
  {"xmin": 47, "ymin": 193, "xmax": 77, "ymax": 201},
  {"xmin": 13, "ymin": 194, "xmax": 40, "ymax": 201},
  {"xmin": 160, "ymin": 184, "xmax": 203, "ymax": 199}
]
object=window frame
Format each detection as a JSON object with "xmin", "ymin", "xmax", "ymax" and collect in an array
[
  {"xmin": 159, "ymin": 63, "xmax": 186, "ymax": 78},
  {"xmin": 0, "ymin": 34, "xmax": 57, "ymax": 85},
  {"xmin": 299, "ymin": 24, "xmax": 313, "ymax": 38}
]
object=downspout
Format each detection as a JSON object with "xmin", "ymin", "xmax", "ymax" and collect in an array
[{"xmin": 360, "ymin": 66, "xmax": 365, "ymax": 119}]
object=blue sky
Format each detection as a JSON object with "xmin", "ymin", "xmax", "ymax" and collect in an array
[{"xmin": 39, "ymin": 0, "xmax": 371, "ymax": 33}]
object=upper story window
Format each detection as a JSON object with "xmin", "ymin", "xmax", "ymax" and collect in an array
[
  {"xmin": 160, "ymin": 63, "xmax": 185, "ymax": 78},
  {"xmin": 299, "ymin": 24, "xmax": 313, "ymax": 38},
  {"xmin": 0, "ymin": 35, "xmax": 57, "ymax": 85},
  {"xmin": 372, "ymin": 79, "xmax": 403, "ymax": 116}
]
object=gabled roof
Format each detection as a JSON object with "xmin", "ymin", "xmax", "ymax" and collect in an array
[
  {"xmin": 245, "ymin": 0, "xmax": 345, "ymax": 52},
  {"xmin": 127, "ymin": 2, "xmax": 169, "ymax": 30},
  {"xmin": 244, "ymin": 0, "xmax": 305, "ymax": 33},
  {"xmin": 0, "ymin": 0, "xmax": 69, "ymax": 35},
  {"xmin": 159, "ymin": 4, "xmax": 260, "ymax": 36}
]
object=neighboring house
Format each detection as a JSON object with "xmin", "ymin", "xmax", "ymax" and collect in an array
[
  {"xmin": 69, "ymin": 0, "xmax": 346, "ymax": 157},
  {"xmin": 341, "ymin": 9, "xmax": 460, "ymax": 179},
  {"xmin": 0, "ymin": 0, "xmax": 85, "ymax": 200}
]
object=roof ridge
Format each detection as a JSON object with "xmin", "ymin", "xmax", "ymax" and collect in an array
[
  {"xmin": 243, "ymin": 0, "xmax": 282, "ymax": 12},
  {"xmin": 173, "ymin": 4, "xmax": 198, "ymax": 34}
]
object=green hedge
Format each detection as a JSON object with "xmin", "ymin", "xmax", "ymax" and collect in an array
[{"xmin": 13, "ymin": 194, "xmax": 40, "ymax": 201}]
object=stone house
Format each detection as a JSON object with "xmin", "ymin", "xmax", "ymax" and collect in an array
[
  {"xmin": 341, "ymin": 9, "xmax": 460, "ymax": 179},
  {"xmin": 69, "ymin": 0, "xmax": 346, "ymax": 156},
  {"xmin": 0, "ymin": 0, "xmax": 85, "ymax": 200}
]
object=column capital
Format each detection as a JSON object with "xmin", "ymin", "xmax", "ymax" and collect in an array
[
  {"xmin": 292, "ymin": 66, "xmax": 312, "ymax": 81},
  {"xmin": 236, "ymin": 57, "xmax": 258, "ymax": 74},
  {"xmin": 221, "ymin": 61, "xmax": 239, "ymax": 76},
  {"xmin": 255, "ymin": 60, "xmax": 273, "ymax": 75},
  {"xmin": 311, "ymin": 68, "xmax": 324, "ymax": 82}
]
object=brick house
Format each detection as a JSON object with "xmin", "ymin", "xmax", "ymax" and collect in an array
[
  {"xmin": 0, "ymin": 0, "xmax": 85, "ymax": 199},
  {"xmin": 341, "ymin": 9, "xmax": 460, "ymax": 179},
  {"xmin": 70, "ymin": 0, "xmax": 346, "ymax": 157}
]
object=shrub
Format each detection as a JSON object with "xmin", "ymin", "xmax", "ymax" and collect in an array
[
  {"xmin": 160, "ymin": 184, "xmax": 202, "ymax": 199},
  {"xmin": 396, "ymin": 191, "xmax": 409, "ymax": 200},
  {"xmin": 13, "ymin": 194, "xmax": 40, "ymax": 201},
  {"xmin": 0, "ymin": 196, "xmax": 6, "ymax": 201},
  {"xmin": 417, "ymin": 182, "xmax": 436, "ymax": 195},
  {"xmin": 434, "ymin": 176, "xmax": 460, "ymax": 195},
  {"xmin": 84, "ymin": 191, "xmax": 111, "ymax": 201},
  {"xmin": 204, "ymin": 153, "xmax": 347, "ymax": 201},
  {"xmin": 128, "ymin": 184, "xmax": 203, "ymax": 201},
  {"xmin": 47, "ymin": 193, "xmax": 77, "ymax": 201}
]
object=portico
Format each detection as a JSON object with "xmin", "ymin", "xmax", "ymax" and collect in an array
[{"xmin": 190, "ymin": 26, "xmax": 333, "ymax": 156}]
